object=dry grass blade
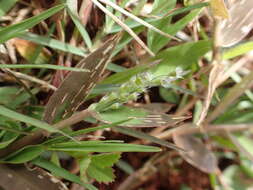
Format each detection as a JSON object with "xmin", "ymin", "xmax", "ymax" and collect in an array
[
  {"xmin": 43, "ymin": 35, "xmax": 119, "ymax": 124},
  {"xmin": 197, "ymin": 62, "xmax": 225, "ymax": 126},
  {"xmin": 98, "ymin": 0, "xmax": 180, "ymax": 41},
  {"xmin": 91, "ymin": 0, "xmax": 155, "ymax": 56}
]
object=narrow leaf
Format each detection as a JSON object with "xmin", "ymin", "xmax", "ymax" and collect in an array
[{"xmin": 0, "ymin": 4, "xmax": 65, "ymax": 43}]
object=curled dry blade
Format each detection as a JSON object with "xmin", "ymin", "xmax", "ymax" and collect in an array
[
  {"xmin": 43, "ymin": 35, "xmax": 119, "ymax": 124},
  {"xmin": 220, "ymin": 0, "xmax": 253, "ymax": 47}
]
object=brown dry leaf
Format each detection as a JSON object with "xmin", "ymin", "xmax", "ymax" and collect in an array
[
  {"xmin": 0, "ymin": 164, "xmax": 68, "ymax": 190},
  {"xmin": 173, "ymin": 133, "xmax": 218, "ymax": 173},
  {"xmin": 43, "ymin": 35, "xmax": 119, "ymax": 124},
  {"xmin": 13, "ymin": 38, "xmax": 51, "ymax": 64}
]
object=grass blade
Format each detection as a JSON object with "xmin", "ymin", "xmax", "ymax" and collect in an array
[
  {"xmin": 0, "ymin": 64, "xmax": 90, "ymax": 72},
  {"xmin": 0, "ymin": 4, "xmax": 65, "ymax": 43}
]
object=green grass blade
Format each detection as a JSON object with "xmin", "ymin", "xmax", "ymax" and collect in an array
[
  {"xmin": 47, "ymin": 141, "xmax": 161, "ymax": 152},
  {"xmin": 0, "ymin": 4, "xmax": 65, "ymax": 43},
  {"xmin": 0, "ymin": 105, "xmax": 61, "ymax": 133},
  {"xmin": 66, "ymin": 3, "xmax": 92, "ymax": 49},
  {"xmin": 0, "ymin": 145, "xmax": 44, "ymax": 164},
  {"xmin": 223, "ymin": 42, "xmax": 253, "ymax": 60},
  {"xmin": 19, "ymin": 32, "xmax": 87, "ymax": 56},
  {"xmin": 0, "ymin": 64, "xmax": 90, "ymax": 72},
  {"xmin": 32, "ymin": 157, "xmax": 98, "ymax": 190}
]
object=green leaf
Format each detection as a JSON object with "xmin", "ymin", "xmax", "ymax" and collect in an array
[
  {"xmin": 67, "ymin": 7, "xmax": 92, "ymax": 49},
  {"xmin": 87, "ymin": 164, "xmax": 115, "ymax": 183},
  {"xmin": 92, "ymin": 153, "xmax": 121, "ymax": 168},
  {"xmin": 148, "ymin": 8, "xmax": 203, "ymax": 53},
  {"xmin": 8, "ymin": 88, "xmax": 39, "ymax": 109},
  {"xmin": 0, "ymin": 131, "xmax": 19, "ymax": 149},
  {"xmin": 79, "ymin": 155, "xmax": 92, "ymax": 182},
  {"xmin": 223, "ymin": 41, "xmax": 253, "ymax": 60},
  {"xmin": 0, "ymin": 0, "xmax": 19, "ymax": 18},
  {"xmin": 1, "ymin": 145, "xmax": 44, "ymax": 163},
  {"xmin": 221, "ymin": 165, "xmax": 253, "ymax": 190},
  {"xmin": 101, "ymin": 63, "xmax": 151, "ymax": 84},
  {"xmin": 151, "ymin": 40, "xmax": 211, "ymax": 77},
  {"xmin": 152, "ymin": 0, "xmax": 176, "ymax": 15},
  {"xmin": 32, "ymin": 157, "xmax": 98, "ymax": 190},
  {"xmin": 0, "ymin": 64, "xmax": 89, "ymax": 72},
  {"xmin": 19, "ymin": 32, "xmax": 87, "ymax": 56},
  {"xmin": 43, "ymin": 120, "xmax": 130, "ymax": 145},
  {"xmin": 114, "ymin": 127, "xmax": 183, "ymax": 151},
  {"xmin": 108, "ymin": 3, "xmax": 208, "ymax": 33},
  {"xmin": 0, "ymin": 87, "xmax": 19, "ymax": 105},
  {"xmin": 47, "ymin": 141, "xmax": 161, "ymax": 153},
  {"xmin": 0, "ymin": 105, "xmax": 64, "ymax": 134},
  {"xmin": 0, "ymin": 4, "xmax": 65, "ymax": 43},
  {"xmin": 96, "ymin": 106, "xmax": 182, "ymax": 127}
]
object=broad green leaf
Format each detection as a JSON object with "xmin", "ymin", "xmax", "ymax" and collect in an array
[
  {"xmin": 79, "ymin": 155, "xmax": 91, "ymax": 182},
  {"xmin": 0, "ymin": 64, "xmax": 89, "ymax": 72},
  {"xmin": 92, "ymin": 153, "xmax": 121, "ymax": 168},
  {"xmin": 47, "ymin": 141, "xmax": 161, "ymax": 152},
  {"xmin": 86, "ymin": 153, "xmax": 120, "ymax": 183},
  {"xmin": 0, "ymin": 0, "xmax": 19, "ymax": 18},
  {"xmin": 87, "ymin": 164, "xmax": 115, "ymax": 183},
  {"xmin": 1, "ymin": 145, "xmax": 44, "ymax": 163},
  {"xmin": 32, "ymin": 157, "xmax": 97, "ymax": 190},
  {"xmin": 0, "ymin": 4, "xmax": 65, "ymax": 43}
]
